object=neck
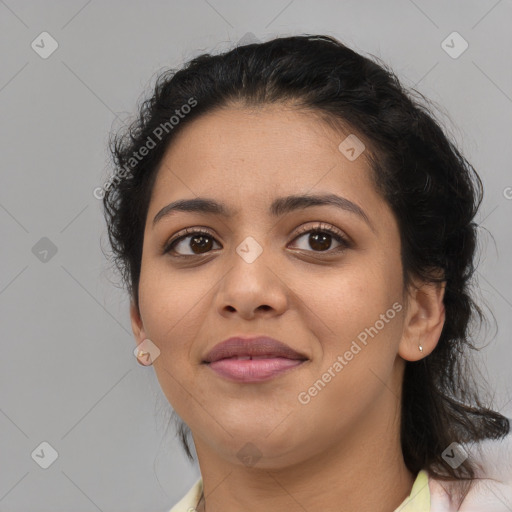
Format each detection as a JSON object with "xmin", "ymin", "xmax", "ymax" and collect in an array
[{"xmin": 192, "ymin": 390, "xmax": 415, "ymax": 512}]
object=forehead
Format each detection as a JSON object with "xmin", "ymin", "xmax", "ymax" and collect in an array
[{"xmin": 148, "ymin": 105, "xmax": 389, "ymax": 223}]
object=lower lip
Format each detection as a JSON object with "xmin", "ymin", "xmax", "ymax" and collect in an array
[{"xmin": 205, "ymin": 358, "xmax": 305, "ymax": 382}]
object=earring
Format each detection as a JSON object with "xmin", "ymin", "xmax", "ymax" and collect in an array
[
  {"xmin": 418, "ymin": 344, "xmax": 423, "ymax": 353},
  {"xmin": 136, "ymin": 349, "xmax": 153, "ymax": 366},
  {"xmin": 134, "ymin": 338, "xmax": 160, "ymax": 366}
]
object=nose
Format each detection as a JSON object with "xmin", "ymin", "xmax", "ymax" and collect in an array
[{"xmin": 214, "ymin": 246, "xmax": 289, "ymax": 320}]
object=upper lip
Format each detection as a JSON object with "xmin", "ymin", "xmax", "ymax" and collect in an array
[{"xmin": 202, "ymin": 336, "xmax": 308, "ymax": 363}]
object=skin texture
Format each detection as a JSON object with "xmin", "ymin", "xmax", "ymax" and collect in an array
[{"xmin": 130, "ymin": 104, "xmax": 446, "ymax": 512}]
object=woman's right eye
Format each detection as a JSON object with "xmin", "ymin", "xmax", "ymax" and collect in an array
[{"xmin": 164, "ymin": 230, "xmax": 221, "ymax": 256}]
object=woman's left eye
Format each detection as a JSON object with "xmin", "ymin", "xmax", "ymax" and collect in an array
[{"xmin": 289, "ymin": 224, "xmax": 350, "ymax": 254}]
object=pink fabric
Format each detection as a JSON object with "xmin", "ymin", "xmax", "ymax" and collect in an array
[{"xmin": 428, "ymin": 430, "xmax": 512, "ymax": 511}]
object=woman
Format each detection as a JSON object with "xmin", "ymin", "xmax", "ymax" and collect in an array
[{"xmin": 102, "ymin": 35, "xmax": 511, "ymax": 511}]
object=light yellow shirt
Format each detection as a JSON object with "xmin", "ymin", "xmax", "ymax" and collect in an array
[
  {"xmin": 168, "ymin": 469, "xmax": 430, "ymax": 511},
  {"xmin": 393, "ymin": 470, "xmax": 430, "ymax": 511}
]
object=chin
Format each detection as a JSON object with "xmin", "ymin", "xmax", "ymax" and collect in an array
[{"xmin": 207, "ymin": 425, "xmax": 312, "ymax": 468}]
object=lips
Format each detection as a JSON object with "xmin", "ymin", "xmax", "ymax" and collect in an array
[
  {"xmin": 202, "ymin": 336, "xmax": 308, "ymax": 364},
  {"xmin": 202, "ymin": 336, "xmax": 308, "ymax": 383}
]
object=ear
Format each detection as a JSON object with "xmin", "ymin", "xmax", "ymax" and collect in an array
[
  {"xmin": 130, "ymin": 301, "xmax": 148, "ymax": 345},
  {"xmin": 398, "ymin": 277, "xmax": 446, "ymax": 362}
]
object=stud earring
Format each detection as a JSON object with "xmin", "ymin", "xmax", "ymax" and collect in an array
[
  {"xmin": 134, "ymin": 338, "xmax": 160, "ymax": 366},
  {"xmin": 419, "ymin": 344, "xmax": 423, "ymax": 353},
  {"xmin": 136, "ymin": 349, "xmax": 153, "ymax": 366}
]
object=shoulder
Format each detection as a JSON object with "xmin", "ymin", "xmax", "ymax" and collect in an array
[
  {"xmin": 428, "ymin": 423, "xmax": 512, "ymax": 512},
  {"xmin": 168, "ymin": 478, "xmax": 203, "ymax": 512}
]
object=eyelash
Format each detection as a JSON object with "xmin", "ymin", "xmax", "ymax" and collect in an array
[{"xmin": 162, "ymin": 223, "xmax": 351, "ymax": 257}]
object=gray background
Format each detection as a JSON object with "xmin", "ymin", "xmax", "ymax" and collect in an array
[{"xmin": 1, "ymin": 1, "xmax": 511, "ymax": 511}]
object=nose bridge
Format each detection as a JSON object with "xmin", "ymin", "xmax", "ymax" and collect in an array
[
  {"xmin": 229, "ymin": 202, "xmax": 273, "ymax": 262},
  {"xmin": 227, "ymin": 230, "xmax": 273, "ymax": 288}
]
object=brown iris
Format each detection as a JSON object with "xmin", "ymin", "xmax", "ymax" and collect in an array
[
  {"xmin": 308, "ymin": 232, "xmax": 332, "ymax": 251},
  {"xmin": 189, "ymin": 234, "xmax": 214, "ymax": 254}
]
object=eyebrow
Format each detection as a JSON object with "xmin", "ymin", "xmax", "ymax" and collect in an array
[{"xmin": 152, "ymin": 193, "xmax": 375, "ymax": 232}]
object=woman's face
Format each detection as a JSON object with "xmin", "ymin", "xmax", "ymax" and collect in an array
[{"xmin": 131, "ymin": 104, "xmax": 420, "ymax": 468}]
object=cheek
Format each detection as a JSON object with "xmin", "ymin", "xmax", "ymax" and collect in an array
[
  {"xmin": 138, "ymin": 268, "xmax": 212, "ymax": 409},
  {"xmin": 298, "ymin": 267, "xmax": 403, "ymax": 430},
  {"xmin": 137, "ymin": 265, "xmax": 208, "ymax": 358},
  {"xmin": 314, "ymin": 259, "xmax": 399, "ymax": 326},
  {"xmin": 309, "ymin": 251, "xmax": 404, "ymax": 369}
]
